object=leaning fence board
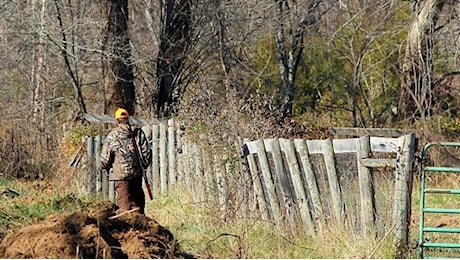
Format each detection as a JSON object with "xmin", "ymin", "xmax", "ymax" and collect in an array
[
  {"xmin": 246, "ymin": 152, "xmax": 270, "ymax": 220},
  {"xmin": 294, "ymin": 139, "xmax": 325, "ymax": 232},
  {"xmin": 323, "ymin": 138, "xmax": 345, "ymax": 225},
  {"xmin": 357, "ymin": 135, "xmax": 375, "ymax": 236},
  {"xmin": 252, "ymin": 139, "xmax": 282, "ymax": 223},
  {"xmin": 280, "ymin": 138, "xmax": 315, "ymax": 235},
  {"xmin": 264, "ymin": 139, "xmax": 296, "ymax": 230}
]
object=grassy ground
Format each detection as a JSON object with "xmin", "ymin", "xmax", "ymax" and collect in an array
[{"xmin": 0, "ymin": 177, "xmax": 101, "ymax": 239}]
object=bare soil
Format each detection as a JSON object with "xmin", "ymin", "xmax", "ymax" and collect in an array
[{"xmin": 0, "ymin": 201, "xmax": 185, "ymax": 258}]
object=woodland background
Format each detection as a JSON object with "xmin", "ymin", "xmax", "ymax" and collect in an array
[{"xmin": 0, "ymin": 0, "xmax": 459, "ymax": 180}]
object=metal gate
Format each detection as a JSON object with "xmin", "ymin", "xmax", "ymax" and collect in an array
[{"xmin": 418, "ymin": 142, "xmax": 460, "ymax": 259}]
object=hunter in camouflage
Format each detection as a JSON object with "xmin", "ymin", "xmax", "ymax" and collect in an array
[{"xmin": 100, "ymin": 108, "xmax": 151, "ymax": 214}]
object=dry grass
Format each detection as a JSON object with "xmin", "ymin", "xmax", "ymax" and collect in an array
[{"xmin": 146, "ymin": 190, "xmax": 400, "ymax": 259}]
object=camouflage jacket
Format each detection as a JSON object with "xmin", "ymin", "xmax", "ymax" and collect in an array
[{"xmin": 100, "ymin": 124, "xmax": 151, "ymax": 181}]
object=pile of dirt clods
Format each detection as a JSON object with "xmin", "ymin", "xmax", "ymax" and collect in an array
[{"xmin": 0, "ymin": 202, "xmax": 182, "ymax": 258}]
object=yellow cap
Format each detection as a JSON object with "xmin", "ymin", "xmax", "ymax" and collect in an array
[{"xmin": 115, "ymin": 108, "xmax": 129, "ymax": 119}]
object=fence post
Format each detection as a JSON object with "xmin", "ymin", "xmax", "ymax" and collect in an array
[
  {"xmin": 393, "ymin": 133, "xmax": 416, "ymax": 257},
  {"xmin": 87, "ymin": 136, "xmax": 95, "ymax": 195},
  {"xmin": 100, "ymin": 136, "xmax": 109, "ymax": 199},
  {"xmin": 95, "ymin": 136, "xmax": 102, "ymax": 198},
  {"xmin": 357, "ymin": 135, "xmax": 376, "ymax": 236},
  {"xmin": 168, "ymin": 119, "xmax": 176, "ymax": 187},
  {"xmin": 151, "ymin": 124, "xmax": 160, "ymax": 195},
  {"xmin": 159, "ymin": 121, "xmax": 167, "ymax": 193}
]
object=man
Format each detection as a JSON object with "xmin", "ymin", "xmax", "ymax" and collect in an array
[{"xmin": 100, "ymin": 108, "xmax": 151, "ymax": 215}]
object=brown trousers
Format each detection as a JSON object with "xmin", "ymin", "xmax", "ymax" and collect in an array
[{"xmin": 114, "ymin": 175, "xmax": 145, "ymax": 214}]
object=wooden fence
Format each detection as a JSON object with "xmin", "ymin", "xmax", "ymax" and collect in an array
[{"xmin": 84, "ymin": 118, "xmax": 417, "ymax": 254}]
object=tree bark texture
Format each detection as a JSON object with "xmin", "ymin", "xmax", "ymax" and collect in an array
[
  {"xmin": 103, "ymin": 0, "xmax": 135, "ymax": 116},
  {"xmin": 399, "ymin": 0, "xmax": 445, "ymax": 121},
  {"xmin": 156, "ymin": 0, "xmax": 191, "ymax": 118}
]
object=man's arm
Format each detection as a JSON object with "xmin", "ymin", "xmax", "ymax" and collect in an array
[{"xmin": 100, "ymin": 134, "xmax": 115, "ymax": 171}]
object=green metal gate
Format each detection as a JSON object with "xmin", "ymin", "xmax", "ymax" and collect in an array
[{"xmin": 419, "ymin": 142, "xmax": 460, "ymax": 259}]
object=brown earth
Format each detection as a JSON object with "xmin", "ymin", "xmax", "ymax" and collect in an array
[{"xmin": 0, "ymin": 201, "xmax": 187, "ymax": 259}]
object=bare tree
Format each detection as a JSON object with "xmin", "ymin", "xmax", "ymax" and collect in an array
[
  {"xmin": 273, "ymin": 0, "xmax": 332, "ymax": 119},
  {"xmin": 328, "ymin": 0, "xmax": 405, "ymax": 127}
]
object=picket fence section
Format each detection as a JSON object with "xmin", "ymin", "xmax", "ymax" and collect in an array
[{"xmin": 84, "ymin": 119, "xmax": 416, "ymax": 252}]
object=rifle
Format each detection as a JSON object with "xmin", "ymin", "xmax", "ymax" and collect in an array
[{"xmin": 127, "ymin": 123, "xmax": 153, "ymax": 200}]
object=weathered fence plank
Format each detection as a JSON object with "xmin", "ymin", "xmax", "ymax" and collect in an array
[
  {"xmin": 357, "ymin": 135, "xmax": 375, "ymax": 236},
  {"xmin": 95, "ymin": 136, "xmax": 103, "ymax": 197},
  {"xmin": 323, "ymin": 138, "xmax": 345, "ymax": 225},
  {"xmin": 250, "ymin": 139, "xmax": 282, "ymax": 223},
  {"xmin": 265, "ymin": 139, "xmax": 296, "ymax": 231},
  {"xmin": 100, "ymin": 136, "xmax": 109, "ymax": 200},
  {"xmin": 168, "ymin": 119, "xmax": 176, "ymax": 187},
  {"xmin": 280, "ymin": 138, "xmax": 315, "ymax": 235},
  {"xmin": 244, "ymin": 143, "xmax": 270, "ymax": 220},
  {"xmin": 159, "ymin": 122, "xmax": 167, "ymax": 193},
  {"xmin": 151, "ymin": 125, "xmax": 160, "ymax": 195},
  {"xmin": 87, "ymin": 136, "xmax": 95, "ymax": 195},
  {"xmin": 294, "ymin": 139, "xmax": 324, "ymax": 232}
]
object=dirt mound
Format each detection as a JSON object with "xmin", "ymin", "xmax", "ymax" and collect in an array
[{"xmin": 0, "ymin": 202, "xmax": 183, "ymax": 258}]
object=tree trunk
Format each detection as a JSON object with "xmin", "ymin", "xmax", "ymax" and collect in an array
[
  {"xmin": 54, "ymin": 0, "xmax": 87, "ymax": 115},
  {"xmin": 398, "ymin": 0, "xmax": 445, "ymax": 121},
  {"xmin": 32, "ymin": 0, "xmax": 47, "ymax": 129},
  {"xmin": 273, "ymin": 0, "xmax": 324, "ymax": 120},
  {"xmin": 102, "ymin": 0, "xmax": 135, "ymax": 116},
  {"xmin": 156, "ymin": 0, "xmax": 191, "ymax": 118}
]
